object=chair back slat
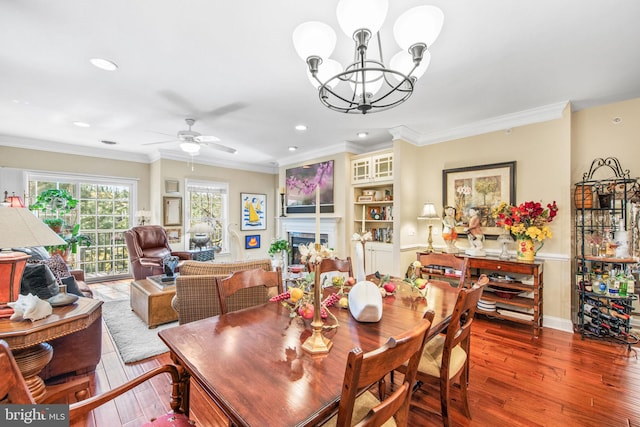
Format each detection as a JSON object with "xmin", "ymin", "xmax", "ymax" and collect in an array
[
  {"xmin": 217, "ymin": 267, "xmax": 283, "ymax": 314},
  {"xmin": 416, "ymin": 252, "xmax": 470, "ymax": 288},
  {"xmin": 308, "ymin": 257, "xmax": 354, "ymax": 278}
]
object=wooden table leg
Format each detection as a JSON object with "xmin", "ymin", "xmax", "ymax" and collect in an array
[{"xmin": 12, "ymin": 342, "xmax": 53, "ymax": 402}]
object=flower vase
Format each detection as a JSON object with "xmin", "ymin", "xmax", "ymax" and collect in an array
[{"xmin": 516, "ymin": 238, "xmax": 541, "ymax": 262}]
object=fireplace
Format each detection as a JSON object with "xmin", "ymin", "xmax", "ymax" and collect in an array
[
  {"xmin": 288, "ymin": 232, "xmax": 328, "ymax": 265},
  {"xmin": 278, "ymin": 217, "xmax": 341, "ymax": 265}
]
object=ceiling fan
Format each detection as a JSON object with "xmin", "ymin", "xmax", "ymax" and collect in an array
[{"xmin": 144, "ymin": 118, "xmax": 237, "ymax": 155}]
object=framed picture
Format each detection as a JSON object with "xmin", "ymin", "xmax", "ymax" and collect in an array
[
  {"xmin": 241, "ymin": 193, "xmax": 266, "ymax": 230},
  {"xmin": 443, "ymin": 161, "xmax": 516, "ymax": 237},
  {"xmin": 163, "ymin": 196, "xmax": 182, "ymax": 226},
  {"xmin": 245, "ymin": 234, "xmax": 261, "ymax": 249},
  {"xmin": 285, "ymin": 160, "xmax": 334, "ymax": 214},
  {"xmin": 165, "ymin": 227, "xmax": 182, "ymax": 243},
  {"xmin": 165, "ymin": 179, "xmax": 179, "ymax": 194}
]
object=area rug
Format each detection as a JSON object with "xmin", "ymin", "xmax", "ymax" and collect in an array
[{"xmin": 101, "ymin": 299, "xmax": 177, "ymax": 364}]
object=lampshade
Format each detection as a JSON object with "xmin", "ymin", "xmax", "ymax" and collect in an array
[
  {"xmin": 136, "ymin": 210, "xmax": 152, "ymax": 219},
  {"xmin": 418, "ymin": 203, "xmax": 438, "ymax": 219},
  {"xmin": 292, "ymin": 21, "xmax": 337, "ymax": 60},
  {"xmin": 0, "ymin": 207, "xmax": 66, "ymax": 248},
  {"xmin": 336, "ymin": 0, "xmax": 388, "ymax": 38},
  {"xmin": 393, "ymin": 5, "xmax": 444, "ymax": 50},
  {"xmin": 7, "ymin": 194, "xmax": 25, "ymax": 208},
  {"xmin": 188, "ymin": 222, "xmax": 214, "ymax": 234},
  {"xmin": 0, "ymin": 207, "xmax": 66, "ymax": 311}
]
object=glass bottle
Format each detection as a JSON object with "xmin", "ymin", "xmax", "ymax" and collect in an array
[
  {"xmin": 625, "ymin": 268, "xmax": 635, "ymax": 295},
  {"xmin": 592, "ymin": 274, "xmax": 607, "ymax": 295}
]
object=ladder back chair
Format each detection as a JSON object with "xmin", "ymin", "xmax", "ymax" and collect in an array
[
  {"xmin": 395, "ymin": 283, "xmax": 484, "ymax": 427},
  {"xmin": 324, "ymin": 311, "xmax": 435, "ymax": 427},
  {"xmin": 309, "ymin": 257, "xmax": 354, "ymax": 286}
]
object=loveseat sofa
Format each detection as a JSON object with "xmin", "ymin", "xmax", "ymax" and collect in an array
[{"xmin": 172, "ymin": 259, "xmax": 273, "ymax": 325}]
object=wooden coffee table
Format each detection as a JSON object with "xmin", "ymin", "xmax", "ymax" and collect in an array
[{"xmin": 130, "ymin": 278, "xmax": 178, "ymax": 328}]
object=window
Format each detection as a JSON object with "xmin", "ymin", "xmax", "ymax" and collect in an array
[
  {"xmin": 28, "ymin": 173, "xmax": 136, "ymax": 281},
  {"xmin": 186, "ymin": 179, "xmax": 229, "ymax": 253}
]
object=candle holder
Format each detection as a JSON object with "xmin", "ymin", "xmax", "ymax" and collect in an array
[
  {"xmin": 280, "ymin": 192, "xmax": 286, "ymax": 217},
  {"xmin": 302, "ymin": 247, "xmax": 333, "ymax": 354}
]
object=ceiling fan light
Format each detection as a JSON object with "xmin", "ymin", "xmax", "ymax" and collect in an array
[
  {"xmin": 292, "ymin": 21, "xmax": 337, "ymax": 61},
  {"xmin": 389, "ymin": 50, "xmax": 431, "ymax": 81},
  {"xmin": 393, "ymin": 5, "xmax": 444, "ymax": 50},
  {"xmin": 180, "ymin": 141, "xmax": 201, "ymax": 154},
  {"xmin": 307, "ymin": 58, "xmax": 343, "ymax": 88},
  {"xmin": 337, "ymin": 0, "xmax": 388, "ymax": 38}
]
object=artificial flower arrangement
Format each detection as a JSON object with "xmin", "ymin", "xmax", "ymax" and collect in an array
[
  {"xmin": 491, "ymin": 200, "xmax": 559, "ymax": 243},
  {"xmin": 269, "ymin": 242, "xmax": 342, "ymax": 329}
]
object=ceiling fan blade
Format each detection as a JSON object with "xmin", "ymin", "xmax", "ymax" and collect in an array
[
  {"xmin": 204, "ymin": 102, "xmax": 248, "ymax": 118},
  {"xmin": 203, "ymin": 141, "xmax": 237, "ymax": 154},
  {"xmin": 194, "ymin": 135, "xmax": 221, "ymax": 143},
  {"xmin": 142, "ymin": 139, "xmax": 177, "ymax": 146},
  {"xmin": 158, "ymin": 90, "xmax": 201, "ymax": 115}
]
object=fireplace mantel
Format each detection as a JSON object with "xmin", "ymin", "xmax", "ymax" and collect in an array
[{"xmin": 278, "ymin": 217, "xmax": 341, "ymax": 250}]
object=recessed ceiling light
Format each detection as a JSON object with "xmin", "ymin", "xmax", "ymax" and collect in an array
[
  {"xmin": 289, "ymin": 146, "xmax": 298, "ymax": 151},
  {"xmin": 295, "ymin": 124, "xmax": 307, "ymax": 131},
  {"xmin": 357, "ymin": 132, "xmax": 368, "ymax": 138},
  {"xmin": 73, "ymin": 121, "xmax": 91, "ymax": 128},
  {"xmin": 90, "ymin": 57, "xmax": 118, "ymax": 71},
  {"xmin": 101, "ymin": 140, "xmax": 117, "ymax": 145}
]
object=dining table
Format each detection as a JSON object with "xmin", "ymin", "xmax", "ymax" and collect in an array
[{"xmin": 158, "ymin": 280, "xmax": 460, "ymax": 427}]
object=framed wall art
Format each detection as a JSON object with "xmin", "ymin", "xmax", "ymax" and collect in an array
[
  {"xmin": 163, "ymin": 196, "xmax": 182, "ymax": 226},
  {"xmin": 241, "ymin": 193, "xmax": 266, "ymax": 230},
  {"xmin": 245, "ymin": 234, "xmax": 261, "ymax": 249},
  {"xmin": 443, "ymin": 161, "xmax": 516, "ymax": 236},
  {"xmin": 165, "ymin": 179, "xmax": 180, "ymax": 194},
  {"xmin": 165, "ymin": 227, "xmax": 182, "ymax": 243},
  {"xmin": 285, "ymin": 160, "xmax": 334, "ymax": 214}
]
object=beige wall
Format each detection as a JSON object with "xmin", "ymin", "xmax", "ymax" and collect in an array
[{"xmin": 3, "ymin": 97, "xmax": 640, "ymax": 330}]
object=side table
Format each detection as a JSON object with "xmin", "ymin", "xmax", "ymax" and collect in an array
[
  {"xmin": 0, "ymin": 297, "xmax": 102, "ymax": 402},
  {"xmin": 188, "ymin": 248, "xmax": 216, "ymax": 262}
]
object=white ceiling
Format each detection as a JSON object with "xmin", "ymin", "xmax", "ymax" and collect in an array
[{"xmin": 2, "ymin": 1, "xmax": 640, "ymax": 173}]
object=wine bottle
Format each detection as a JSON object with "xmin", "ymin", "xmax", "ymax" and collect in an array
[
  {"xmin": 584, "ymin": 295, "xmax": 605, "ymax": 307},
  {"xmin": 583, "ymin": 323, "xmax": 608, "ymax": 336}
]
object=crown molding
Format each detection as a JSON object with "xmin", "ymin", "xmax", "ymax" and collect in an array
[
  {"xmin": 416, "ymin": 101, "xmax": 569, "ymax": 146},
  {"xmin": 0, "ymin": 134, "xmax": 152, "ymax": 163}
]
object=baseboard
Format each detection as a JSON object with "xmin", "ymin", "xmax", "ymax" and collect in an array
[{"xmin": 543, "ymin": 315, "xmax": 574, "ymax": 333}]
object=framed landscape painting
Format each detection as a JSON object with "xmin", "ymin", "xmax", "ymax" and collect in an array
[
  {"xmin": 443, "ymin": 161, "xmax": 516, "ymax": 236},
  {"xmin": 241, "ymin": 193, "xmax": 266, "ymax": 230}
]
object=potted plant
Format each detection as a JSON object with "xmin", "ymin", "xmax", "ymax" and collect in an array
[
  {"xmin": 42, "ymin": 217, "xmax": 65, "ymax": 233},
  {"xmin": 268, "ymin": 239, "xmax": 291, "ymax": 269},
  {"xmin": 64, "ymin": 224, "xmax": 94, "ymax": 253},
  {"xmin": 29, "ymin": 189, "xmax": 78, "ymax": 214}
]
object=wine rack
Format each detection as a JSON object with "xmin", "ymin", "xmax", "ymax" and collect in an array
[{"xmin": 574, "ymin": 157, "xmax": 640, "ymax": 349}]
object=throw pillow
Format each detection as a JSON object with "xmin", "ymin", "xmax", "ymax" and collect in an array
[
  {"xmin": 40, "ymin": 254, "xmax": 72, "ymax": 286},
  {"xmin": 20, "ymin": 263, "xmax": 60, "ymax": 299},
  {"xmin": 60, "ymin": 276, "xmax": 84, "ymax": 297}
]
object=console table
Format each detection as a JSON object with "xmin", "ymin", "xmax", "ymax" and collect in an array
[{"xmin": 0, "ymin": 298, "xmax": 102, "ymax": 402}]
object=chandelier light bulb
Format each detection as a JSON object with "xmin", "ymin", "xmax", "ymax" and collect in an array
[
  {"xmin": 336, "ymin": 0, "xmax": 388, "ymax": 38},
  {"xmin": 394, "ymin": 5, "xmax": 444, "ymax": 50},
  {"xmin": 307, "ymin": 58, "xmax": 343, "ymax": 89},
  {"xmin": 389, "ymin": 50, "xmax": 431, "ymax": 82},
  {"xmin": 292, "ymin": 21, "xmax": 337, "ymax": 61}
]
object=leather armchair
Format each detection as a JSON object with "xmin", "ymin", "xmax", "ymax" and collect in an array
[{"xmin": 124, "ymin": 225, "xmax": 191, "ymax": 280}]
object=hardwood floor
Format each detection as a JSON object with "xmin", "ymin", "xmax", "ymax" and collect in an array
[{"xmin": 50, "ymin": 280, "xmax": 640, "ymax": 427}]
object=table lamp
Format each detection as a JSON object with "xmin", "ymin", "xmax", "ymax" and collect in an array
[
  {"xmin": 0, "ymin": 207, "xmax": 66, "ymax": 317},
  {"xmin": 497, "ymin": 231, "xmax": 514, "ymax": 260},
  {"xmin": 418, "ymin": 202, "xmax": 439, "ymax": 253},
  {"xmin": 136, "ymin": 209, "xmax": 152, "ymax": 225}
]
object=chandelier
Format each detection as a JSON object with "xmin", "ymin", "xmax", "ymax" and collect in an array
[{"xmin": 292, "ymin": 0, "xmax": 444, "ymax": 114}]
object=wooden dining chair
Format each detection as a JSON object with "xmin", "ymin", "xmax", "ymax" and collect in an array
[
  {"xmin": 216, "ymin": 266, "xmax": 283, "ymax": 314},
  {"xmin": 309, "ymin": 256, "xmax": 354, "ymax": 286},
  {"xmin": 416, "ymin": 252, "xmax": 469, "ymax": 288},
  {"xmin": 323, "ymin": 311, "xmax": 435, "ymax": 427},
  {"xmin": 396, "ymin": 282, "xmax": 484, "ymax": 427},
  {"xmin": 0, "ymin": 340, "xmax": 191, "ymax": 426}
]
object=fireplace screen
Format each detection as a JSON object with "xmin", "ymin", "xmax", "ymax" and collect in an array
[{"xmin": 288, "ymin": 232, "xmax": 328, "ymax": 265}]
